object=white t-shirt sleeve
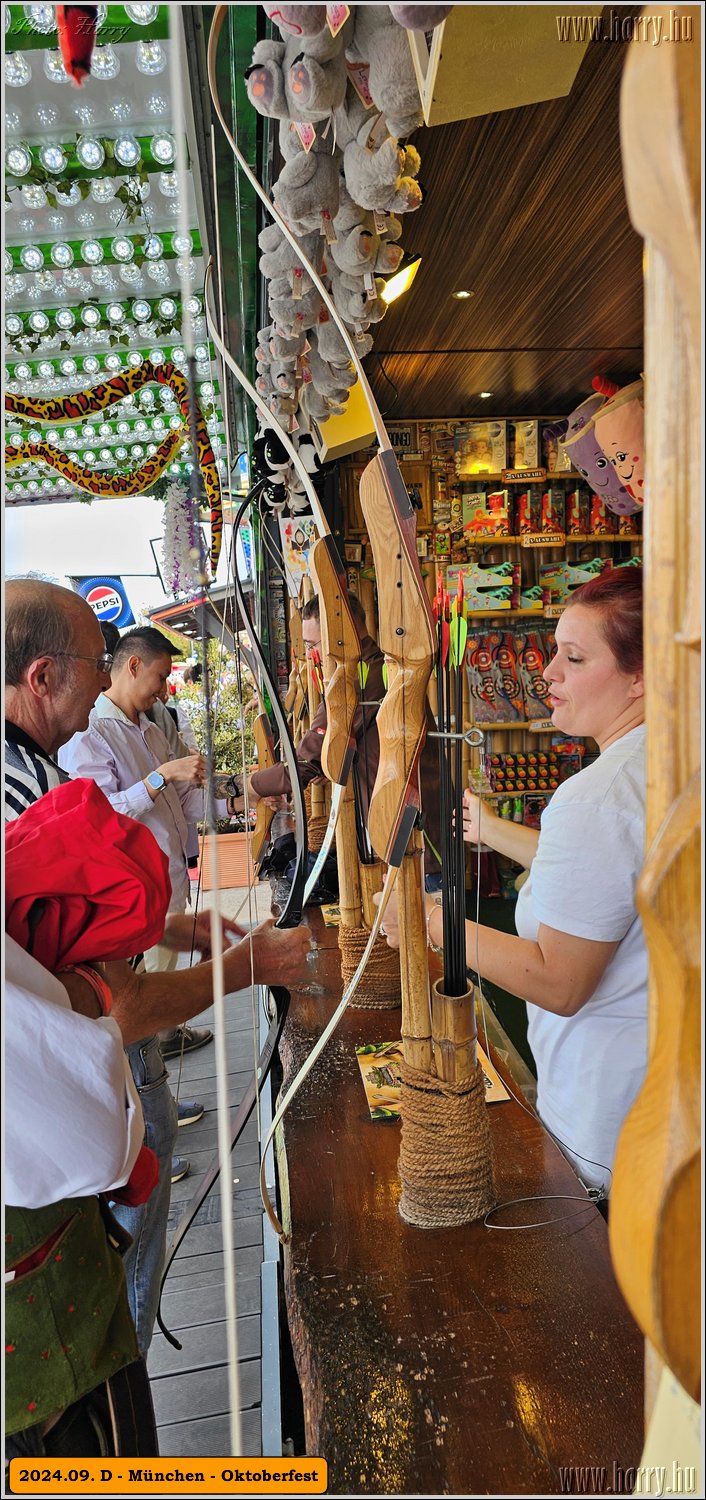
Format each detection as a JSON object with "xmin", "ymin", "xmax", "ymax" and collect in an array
[
  {"xmin": 530, "ymin": 799, "xmax": 644, "ymax": 943},
  {"xmin": 4, "ymin": 938, "xmax": 144, "ymax": 1207}
]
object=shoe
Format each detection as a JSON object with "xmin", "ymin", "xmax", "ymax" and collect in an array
[
  {"xmin": 159, "ymin": 1024, "xmax": 213, "ymax": 1059},
  {"xmin": 171, "ymin": 1156, "xmax": 191, "ymax": 1184},
  {"xmin": 176, "ymin": 1099, "xmax": 205, "ymax": 1128}
]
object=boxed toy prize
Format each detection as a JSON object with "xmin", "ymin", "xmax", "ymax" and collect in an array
[
  {"xmin": 511, "ymin": 420, "xmax": 540, "ymax": 470},
  {"xmin": 454, "ymin": 420, "xmax": 507, "ymax": 477},
  {"xmin": 540, "ymin": 557, "xmax": 610, "ymax": 607},
  {"xmin": 466, "ymin": 629, "xmax": 524, "ymax": 725},
  {"xmin": 447, "ymin": 559, "xmax": 520, "ymax": 611}
]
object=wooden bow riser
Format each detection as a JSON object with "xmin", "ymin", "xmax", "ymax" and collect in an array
[
  {"xmin": 252, "ymin": 710, "xmax": 276, "ymax": 867},
  {"xmin": 358, "ymin": 452, "xmax": 436, "ymax": 867},
  {"xmin": 309, "ymin": 535, "xmax": 361, "ymax": 791}
]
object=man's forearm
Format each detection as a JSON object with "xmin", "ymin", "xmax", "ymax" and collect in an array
[{"xmin": 106, "ymin": 961, "xmax": 215, "ymax": 1045}]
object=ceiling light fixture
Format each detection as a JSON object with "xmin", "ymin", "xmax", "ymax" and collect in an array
[
  {"xmin": 380, "ymin": 253, "xmax": 422, "ymax": 306},
  {"xmin": 479, "ymin": 391, "xmax": 493, "ymax": 399},
  {"xmin": 452, "ymin": 289, "xmax": 474, "ymax": 300}
]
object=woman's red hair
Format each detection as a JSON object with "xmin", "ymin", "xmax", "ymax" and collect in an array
[{"xmin": 566, "ymin": 565, "xmax": 643, "ymax": 676}]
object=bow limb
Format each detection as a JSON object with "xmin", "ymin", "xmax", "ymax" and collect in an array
[
  {"xmin": 155, "ymin": 483, "xmax": 307, "ymax": 1347},
  {"xmin": 301, "ymin": 536, "xmax": 362, "ymax": 902},
  {"xmin": 259, "ymin": 863, "xmax": 402, "ymax": 1242}
]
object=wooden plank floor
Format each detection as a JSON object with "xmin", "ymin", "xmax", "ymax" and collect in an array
[{"xmin": 148, "ymin": 884, "xmax": 275, "ymax": 1458}]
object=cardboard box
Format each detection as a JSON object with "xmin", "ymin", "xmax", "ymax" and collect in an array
[
  {"xmin": 454, "ymin": 420, "xmax": 507, "ymax": 476},
  {"xmin": 512, "ymin": 420, "xmax": 539, "ymax": 469}
]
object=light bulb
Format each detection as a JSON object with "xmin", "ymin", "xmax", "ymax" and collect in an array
[
  {"xmin": 132, "ymin": 299, "xmax": 152, "ymax": 321},
  {"xmin": 90, "ymin": 178, "xmax": 117, "ymax": 202},
  {"xmin": 6, "ymin": 143, "xmax": 32, "ymax": 176},
  {"xmin": 158, "ymin": 171, "xmax": 178, "ymax": 197},
  {"xmin": 76, "ymin": 136, "xmax": 105, "ymax": 170},
  {"xmin": 90, "ymin": 45, "xmax": 120, "ymax": 80},
  {"xmin": 144, "ymin": 234, "xmax": 163, "ymax": 259},
  {"xmin": 20, "ymin": 244, "xmax": 44, "ymax": 271},
  {"xmin": 80, "ymin": 305, "xmax": 101, "ymax": 327},
  {"xmin": 60, "ymin": 358, "xmax": 77, "ymax": 374},
  {"xmin": 80, "ymin": 240, "xmax": 104, "ymax": 265},
  {"xmin": 111, "ymin": 236, "xmax": 134, "ymax": 262},
  {"xmin": 158, "ymin": 297, "xmax": 177, "ymax": 318},
  {"xmin": 6, "ymin": 53, "xmax": 33, "ymax": 87},
  {"xmin": 55, "ymin": 308, "xmax": 75, "ymax": 329},
  {"xmin": 151, "ymin": 132, "xmax": 176, "ymax": 165},
  {"xmin": 55, "ymin": 182, "xmax": 82, "ymax": 206},
  {"xmin": 113, "ymin": 134, "xmax": 141, "ymax": 168},
  {"xmin": 125, "ymin": 3, "xmax": 159, "ymax": 22},
  {"xmin": 146, "ymin": 93, "xmax": 168, "ymax": 115},
  {"xmin": 29, "ymin": 311, "xmax": 50, "ymax": 333},
  {"xmin": 51, "ymin": 243, "xmax": 74, "ymax": 267},
  {"xmin": 107, "ymin": 303, "xmax": 125, "ymax": 323},
  {"xmin": 83, "ymin": 356, "xmax": 100, "ymax": 373},
  {"xmin": 24, "ymin": 4, "xmax": 56, "ymax": 33},
  {"xmin": 21, "ymin": 184, "xmax": 47, "ymax": 209},
  {"xmin": 136, "ymin": 40, "xmax": 166, "ymax": 75},
  {"xmin": 39, "ymin": 143, "xmax": 68, "ymax": 174}
]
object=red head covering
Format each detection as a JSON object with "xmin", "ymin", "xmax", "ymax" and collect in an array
[{"xmin": 5, "ymin": 778, "xmax": 171, "ymax": 968}]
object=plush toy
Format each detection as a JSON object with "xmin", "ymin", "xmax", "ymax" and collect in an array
[
  {"xmin": 343, "ymin": 116, "xmax": 422, "ymax": 213},
  {"xmin": 346, "ymin": 4, "xmax": 423, "ymax": 139},
  {"xmin": 304, "ymin": 342, "xmax": 353, "ymax": 402},
  {"xmin": 272, "ymin": 138, "xmax": 342, "ymax": 235},
  {"xmin": 560, "ymin": 395, "xmax": 638, "ymax": 516},
  {"xmin": 593, "ymin": 378, "xmax": 645, "ymax": 510},
  {"xmin": 246, "ymin": 24, "xmax": 346, "ymax": 124},
  {"xmin": 387, "ymin": 4, "xmax": 454, "ymax": 29},
  {"xmin": 316, "ymin": 309, "xmax": 374, "ymax": 362},
  {"xmin": 329, "ymin": 264, "xmax": 388, "ymax": 328},
  {"xmin": 329, "ymin": 184, "xmax": 404, "ymax": 279},
  {"xmin": 563, "ymin": 391, "xmax": 604, "ymax": 440}
]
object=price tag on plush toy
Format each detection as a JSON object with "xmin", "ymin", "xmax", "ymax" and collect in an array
[
  {"xmin": 346, "ymin": 59, "xmax": 374, "ymax": 108},
  {"xmin": 326, "ymin": 3, "xmax": 350, "ymax": 37},
  {"xmin": 295, "ymin": 121, "xmax": 317, "ymax": 153}
]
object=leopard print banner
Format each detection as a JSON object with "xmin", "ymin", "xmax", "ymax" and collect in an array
[
  {"xmin": 6, "ymin": 427, "xmax": 185, "ymax": 497},
  {"xmin": 5, "ymin": 358, "xmax": 223, "ymax": 569}
]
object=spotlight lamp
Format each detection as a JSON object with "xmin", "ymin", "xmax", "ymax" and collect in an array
[{"xmin": 380, "ymin": 253, "xmax": 422, "ymax": 306}]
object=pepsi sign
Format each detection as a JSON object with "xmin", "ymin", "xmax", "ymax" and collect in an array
[{"xmin": 72, "ymin": 576, "xmax": 135, "ymax": 628}]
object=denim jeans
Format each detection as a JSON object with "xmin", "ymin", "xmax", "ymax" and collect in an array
[{"xmin": 111, "ymin": 1036, "xmax": 177, "ymax": 1356}]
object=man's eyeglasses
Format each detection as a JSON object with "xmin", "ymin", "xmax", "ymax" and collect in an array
[{"xmin": 54, "ymin": 651, "xmax": 114, "ymax": 674}]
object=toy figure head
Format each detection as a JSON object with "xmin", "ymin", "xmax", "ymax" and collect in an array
[{"xmin": 593, "ymin": 379, "xmax": 644, "ymax": 510}]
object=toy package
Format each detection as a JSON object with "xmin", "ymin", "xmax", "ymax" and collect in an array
[
  {"xmin": 515, "ymin": 628, "xmax": 556, "ymax": 719},
  {"xmin": 517, "ymin": 484, "xmax": 543, "ymax": 535},
  {"xmin": 565, "ymin": 486, "xmax": 591, "ymax": 536},
  {"xmin": 541, "ymin": 488, "xmax": 565, "ymax": 533},
  {"xmin": 512, "ymin": 419, "xmax": 539, "ymax": 469},
  {"xmin": 466, "ymin": 630, "xmax": 523, "ymax": 725},
  {"xmin": 454, "ymin": 420, "xmax": 507, "ymax": 477},
  {"xmin": 540, "ymin": 557, "xmax": 610, "ymax": 607},
  {"xmin": 447, "ymin": 559, "xmax": 519, "ymax": 611}
]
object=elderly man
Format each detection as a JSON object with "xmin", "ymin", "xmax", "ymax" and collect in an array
[{"xmin": 5, "ymin": 581, "xmax": 312, "ymax": 1355}]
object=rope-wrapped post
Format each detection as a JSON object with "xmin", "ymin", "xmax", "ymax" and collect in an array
[
  {"xmin": 304, "ymin": 783, "xmax": 329, "ymax": 854},
  {"xmin": 337, "ymin": 786, "xmax": 401, "ymax": 1009},
  {"xmin": 398, "ymin": 1056, "xmax": 496, "ymax": 1228}
]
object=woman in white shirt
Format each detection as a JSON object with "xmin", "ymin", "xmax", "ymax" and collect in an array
[{"xmin": 380, "ymin": 567, "xmax": 646, "ymax": 1201}]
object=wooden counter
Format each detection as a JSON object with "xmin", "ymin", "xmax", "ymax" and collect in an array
[{"xmin": 277, "ymin": 909, "xmax": 644, "ymax": 1494}]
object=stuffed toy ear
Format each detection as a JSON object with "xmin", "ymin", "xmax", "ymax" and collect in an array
[
  {"xmin": 593, "ymin": 378, "xmax": 645, "ymax": 510},
  {"xmin": 388, "ymin": 5, "xmax": 454, "ymax": 28},
  {"xmin": 263, "ymin": 4, "xmax": 327, "ymax": 38}
]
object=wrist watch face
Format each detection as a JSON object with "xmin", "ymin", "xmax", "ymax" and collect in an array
[{"xmin": 147, "ymin": 770, "xmax": 166, "ymax": 792}]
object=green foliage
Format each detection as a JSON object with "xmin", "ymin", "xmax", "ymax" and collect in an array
[{"xmin": 175, "ymin": 639, "xmax": 256, "ymax": 775}]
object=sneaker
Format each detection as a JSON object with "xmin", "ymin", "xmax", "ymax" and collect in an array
[
  {"xmin": 176, "ymin": 1099, "xmax": 205, "ymax": 1127},
  {"xmin": 159, "ymin": 1024, "xmax": 213, "ymax": 1059},
  {"xmin": 171, "ymin": 1156, "xmax": 191, "ymax": 1184}
]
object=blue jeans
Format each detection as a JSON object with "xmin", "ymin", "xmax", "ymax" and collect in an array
[
  {"xmin": 111, "ymin": 1036, "xmax": 177, "ymax": 1356},
  {"xmin": 425, "ymin": 872, "xmax": 443, "ymax": 894}
]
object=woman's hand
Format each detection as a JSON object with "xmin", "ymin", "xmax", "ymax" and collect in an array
[
  {"xmin": 162, "ymin": 911, "xmax": 247, "ymax": 960},
  {"xmin": 462, "ymin": 789, "xmax": 492, "ymax": 845}
]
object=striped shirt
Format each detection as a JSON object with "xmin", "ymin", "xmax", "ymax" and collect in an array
[{"xmin": 4, "ymin": 721, "xmax": 70, "ymax": 822}]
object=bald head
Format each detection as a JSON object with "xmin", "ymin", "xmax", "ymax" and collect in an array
[
  {"xmin": 5, "ymin": 578, "xmax": 96, "ymax": 687},
  {"xmin": 5, "ymin": 577, "xmax": 110, "ymax": 755}
]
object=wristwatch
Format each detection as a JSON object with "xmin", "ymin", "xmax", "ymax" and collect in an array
[{"xmin": 146, "ymin": 770, "xmax": 166, "ymax": 796}]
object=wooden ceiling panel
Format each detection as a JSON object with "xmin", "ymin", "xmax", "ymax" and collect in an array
[{"xmin": 366, "ymin": 17, "xmax": 643, "ymax": 418}]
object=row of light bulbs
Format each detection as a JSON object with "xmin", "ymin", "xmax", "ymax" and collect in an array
[
  {"xmin": 6, "ymin": 35, "xmax": 167, "ymax": 89},
  {"xmin": 8, "ymin": 347, "xmax": 212, "ymax": 383},
  {"xmin": 9, "ymin": 454, "xmax": 229, "ymax": 498},
  {"xmin": 6, "ymin": 233, "xmax": 194, "ymax": 273},
  {"xmin": 6, "ymin": 94, "xmax": 170, "ymax": 138},
  {"xmin": 6, "ymin": 295, "xmax": 203, "ymax": 338},
  {"xmin": 15, "ymin": 172, "xmax": 179, "ymax": 213},
  {"xmin": 6, "ymin": 132, "xmax": 177, "ymax": 178}
]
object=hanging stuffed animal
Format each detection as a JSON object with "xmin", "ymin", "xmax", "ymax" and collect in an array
[
  {"xmin": 56, "ymin": 3, "xmax": 98, "ymax": 86},
  {"xmin": 593, "ymin": 377, "xmax": 645, "ymax": 510},
  {"xmin": 559, "ymin": 390, "xmax": 639, "ymax": 516}
]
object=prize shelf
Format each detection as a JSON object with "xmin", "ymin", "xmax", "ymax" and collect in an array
[{"xmin": 460, "ymin": 532, "xmax": 641, "ymax": 545}]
